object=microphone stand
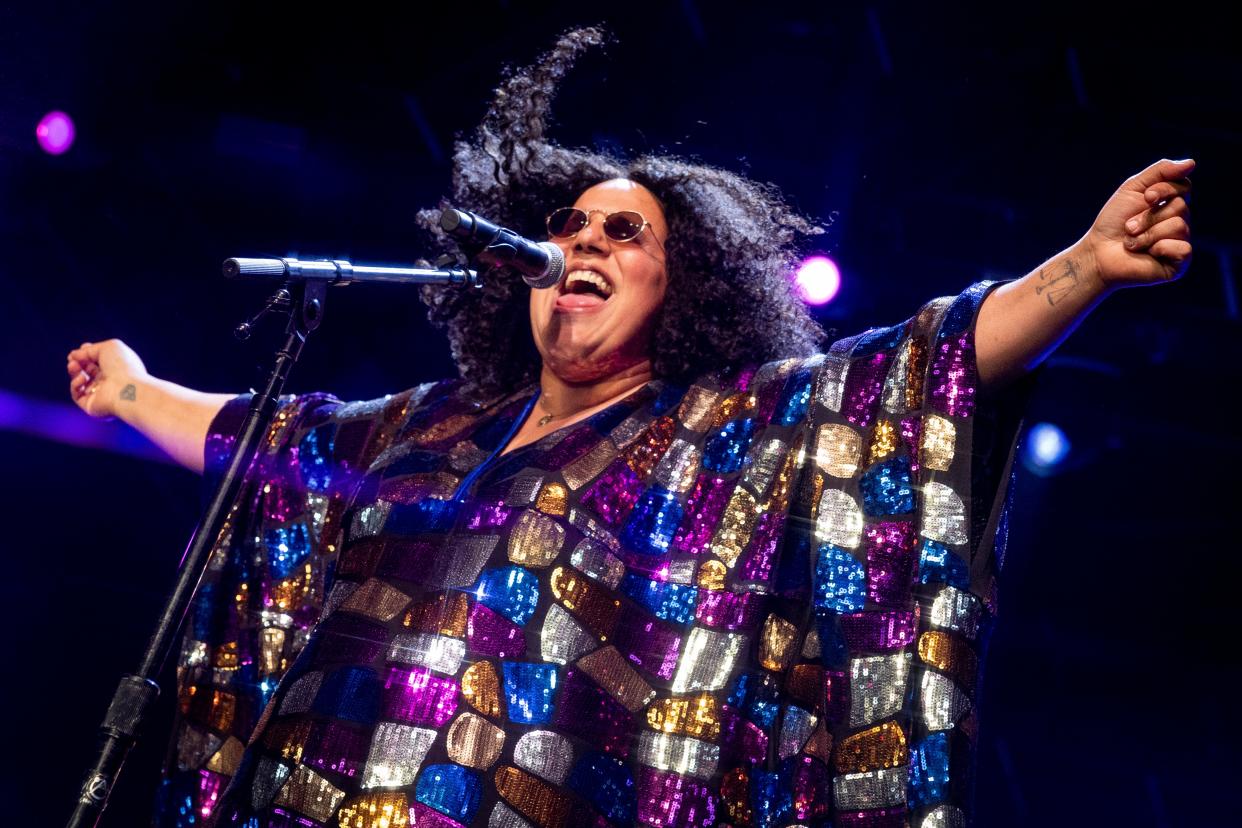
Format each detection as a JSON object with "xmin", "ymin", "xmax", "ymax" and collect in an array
[{"xmin": 65, "ymin": 256, "xmax": 478, "ymax": 828}]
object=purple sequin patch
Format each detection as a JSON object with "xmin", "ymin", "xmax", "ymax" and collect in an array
[
  {"xmin": 838, "ymin": 610, "xmax": 918, "ymax": 650},
  {"xmin": 929, "ymin": 331, "xmax": 978, "ymax": 419},
  {"xmin": 841, "ymin": 352, "xmax": 893, "ymax": 429},
  {"xmin": 382, "ymin": 666, "xmax": 459, "ymax": 727},
  {"xmin": 718, "ymin": 704, "xmax": 768, "ymax": 766},
  {"xmin": 900, "ymin": 416, "xmax": 922, "ymax": 476},
  {"xmin": 836, "ymin": 806, "xmax": 910, "ymax": 827},
  {"xmin": 694, "ymin": 590, "xmax": 766, "ymax": 631},
  {"xmin": 580, "ymin": 458, "xmax": 644, "ymax": 527},
  {"xmin": 554, "ymin": 669, "xmax": 634, "ymax": 757},
  {"xmin": 635, "ymin": 767, "xmax": 717, "ymax": 828},
  {"xmin": 786, "ymin": 756, "xmax": 832, "ymax": 820},
  {"xmin": 754, "ymin": 374, "xmax": 784, "ymax": 424},
  {"xmin": 539, "ymin": 425, "xmax": 604, "ymax": 469},
  {"xmin": 824, "ymin": 669, "xmax": 850, "ymax": 725},
  {"xmin": 466, "ymin": 602, "xmax": 527, "ymax": 659},
  {"xmin": 612, "ymin": 612, "xmax": 682, "ymax": 680},
  {"xmin": 671, "ymin": 474, "xmax": 731, "ymax": 555},
  {"xmin": 314, "ymin": 615, "xmax": 389, "ymax": 664},
  {"xmin": 738, "ymin": 511, "xmax": 785, "ymax": 585},
  {"xmin": 409, "ymin": 802, "xmax": 467, "ymax": 828},
  {"xmin": 864, "ymin": 521, "xmax": 918, "ymax": 608},
  {"xmin": 466, "ymin": 498, "xmax": 512, "ymax": 529},
  {"xmin": 302, "ymin": 720, "xmax": 370, "ymax": 777}
]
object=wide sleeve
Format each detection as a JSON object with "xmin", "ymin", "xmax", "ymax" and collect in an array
[
  {"xmin": 794, "ymin": 279, "xmax": 1035, "ymax": 828},
  {"xmin": 155, "ymin": 387, "xmax": 424, "ymax": 824}
]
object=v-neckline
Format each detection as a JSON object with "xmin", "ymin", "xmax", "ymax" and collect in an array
[{"xmin": 496, "ymin": 380, "xmax": 658, "ymax": 459}]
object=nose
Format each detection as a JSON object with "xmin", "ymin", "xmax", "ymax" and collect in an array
[{"xmin": 573, "ymin": 211, "xmax": 611, "ymax": 254}]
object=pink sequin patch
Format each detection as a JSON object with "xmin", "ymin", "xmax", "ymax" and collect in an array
[
  {"xmin": 303, "ymin": 720, "xmax": 369, "ymax": 777},
  {"xmin": 838, "ymin": 610, "xmax": 918, "ymax": 650},
  {"xmin": 900, "ymin": 415, "xmax": 922, "ymax": 476},
  {"xmin": 381, "ymin": 666, "xmax": 458, "ymax": 727},
  {"xmin": 466, "ymin": 602, "xmax": 528, "ymax": 659},
  {"xmin": 580, "ymin": 457, "xmax": 645, "ymax": 527},
  {"xmin": 553, "ymin": 669, "xmax": 633, "ymax": 757},
  {"xmin": 787, "ymin": 755, "xmax": 832, "ymax": 820},
  {"xmin": 694, "ymin": 590, "xmax": 766, "ymax": 631},
  {"xmin": 738, "ymin": 511, "xmax": 785, "ymax": 585},
  {"xmin": 409, "ymin": 802, "xmax": 467, "ymax": 828},
  {"xmin": 718, "ymin": 704, "xmax": 768, "ymax": 766},
  {"xmin": 836, "ymin": 806, "xmax": 910, "ymax": 827},
  {"xmin": 929, "ymin": 331, "xmax": 978, "ymax": 418},
  {"xmin": 612, "ymin": 612, "xmax": 683, "ymax": 680},
  {"xmin": 671, "ymin": 474, "xmax": 732, "ymax": 555},
  {"xmin": 466, "ymin": 498, "xmax": 512, "ymax": 529},
  {"xmin": 195, "ymin": 769, "xmax": 226, "ymax": 821},
  {"xmin": 841, "ymin": 352, "xmax": 892, "ymax": 429},
  {"xmin": 824, "ymin": 669, "xmax": 850, "ymax": 725},
  {"xmin": 864, "ymin": 520, "xmax": 918, "ymax": 608},
  {"xmin": 635, "ymin": 766, "xmax": 717, "ymax": 827}
]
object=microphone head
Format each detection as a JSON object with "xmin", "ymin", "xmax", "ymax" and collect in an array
[{"xmin": 524, "ymin": 242, "xmax": 565, "ymax": 290}]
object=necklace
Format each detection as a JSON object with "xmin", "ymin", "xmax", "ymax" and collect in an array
[{"xmin": 535, "ymin": 396, "xmax": 563, "ymax": 428}]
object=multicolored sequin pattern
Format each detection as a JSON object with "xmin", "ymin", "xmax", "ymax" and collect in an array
[{"xmin": 164, "ymin": 280, "xmax": 1008, "ymax": 828}]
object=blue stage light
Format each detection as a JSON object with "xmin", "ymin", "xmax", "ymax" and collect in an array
[{"xmin": 1025, "ymin": 422, "xmax": 1070, "ymax": 474}]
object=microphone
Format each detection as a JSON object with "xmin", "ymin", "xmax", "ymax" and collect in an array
[{"xmin": 439, "ymin": 207, "xmax": 565, "ymax": 289}]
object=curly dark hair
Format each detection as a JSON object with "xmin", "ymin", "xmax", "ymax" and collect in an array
[{"xmin": 417, "ymin": 26, "xmax": 827, "ymax": 400}]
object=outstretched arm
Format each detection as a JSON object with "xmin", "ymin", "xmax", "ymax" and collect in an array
[{"xmin": 975, "ymin": 158, "xmax": 1194, "ymax": 389}]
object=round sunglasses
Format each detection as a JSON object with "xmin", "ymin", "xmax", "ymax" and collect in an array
[{"xmin": 545, "ymin": 207, "xmax": 663, "ymax": 248}]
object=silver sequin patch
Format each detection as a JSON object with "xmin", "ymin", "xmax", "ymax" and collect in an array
[
  {"xmin": 921, "ymin": 483, "xmax": 968, "ymax": 546},
  {"xmin": 801, "ymin": 627, "xmax": 821, "ymax": 658},
  {"xmin": 489, "ymin": 802, "xmax": 535, "ymax": 828},
  {"xmin": 778, "ymin": 705, "xmax": 818, "ymax": 759},
  {"xmin": 250, "ymin": 757, "xmax": 291, "ymax": 810},
  {"xmin": 306, "ymin": 492, "xmax": 329, "ymax": 540},
  {"xmin": 540, "ymin": 603, "xmax": 598, "ymax": 665},
  {"xmin": 563, "ymin": 440, "xmax": 621, "ymax": 491},
  {"xmin": 670, "ymin": 627, "xmax": 747, "ymax": 692},
  {"xmin": 388, "ymin": 632, "xmax": 468, "ymax": 674},
  {"xmin": 815, "ymin": 489, "xmax": 863, "ymax": 549},
  {"xmin": 929, "ymin": 585, "xmax": 982, "ymax": 639},
  {"xmin": 567, "ymin": 509, "xmax": 621, "ymax": 551},
  {"xmin": 610, "ymin": 411, "xmax": 653, "ymax": 448},
  {"xmin": 361, "ymin": 722, "xmax": 437, "ymax": 789},
  {"xmin": 176, "ymin": 724, "xmax": 222, "ymax": 771},
  {"xmin": 350, "ymin": 501, "xmax": 393, "ymax": 540},
  {"xmin": 832, "ymin": 766, "xmax": 908, "ymax": 810},
  {"xmin": 882, "ymin": 337, "xmax": 914, "ymax": 415},
  {"xmin": 278, "ymin": 671, "xmax": 323, "ymax": 715},
  {"xmin": 450, "ymin": 439, "xmax": 492, "ymax": 473},
  {"xmin": 321, "ymin": 580, "xmax": 359, "ymax": 619},
  {"xmin": 635, "ymin": 731, "xmax": 720, "ymax": 780},
  {"xmin": 815, "ymin": 343, "xmax": 853, "ymax": 413},
  {"xmin": 920, "ymin": 415, "xmax": 956, "ymax": 472},
  {"xmin": 430, "ymin": 534, "xmax": 501, "ymax": 588},
  {"xmin": 272, "ymin": 763, "xmax": 346, "ymax": 822},
  {"xmin": 513, "ymin": 730, "xmax": 574, "ymax": 784},
  {"xmin": 569, "ymin": 538, "xmax": 625, "ymax": 585},
  {"xmin": 508, "ymin": 509, "xmax": 566, "ymax": 568},
  {"xmin": 677, "ymin": 385, "xmax": 724, "ymax": 433},
  {"xmin": 849, "ymin": 652, "xmax": 913, "ymax": 727},
  {"xmin": 920, "ymin": 669, "xmax": 972, "ymax": 731},
  {"xmin": 741, "ymin": 437, "xmax": 789, "ymax": 499},
  {"xmin": 815, "ymin": 423, "xmax": 862, "ymax": 479},
  {"xmin": 653, "ymin": 438, "xmax": 703, "ymax": 494},
  {"xmin": 506, "ymin": 472, "xmax": 545, "ymax": 506},
  {"xmin": 667, "ymin": 558, "xmax": 697, "ymax": 585},
  {"xmin": 921, "ymin": 804, "xmax": 967, "ymax": 828}
]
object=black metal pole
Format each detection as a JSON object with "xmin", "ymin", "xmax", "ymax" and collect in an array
[{"xmin": 65, "ymin": 278, "xmax": 326, "ymax": 827}]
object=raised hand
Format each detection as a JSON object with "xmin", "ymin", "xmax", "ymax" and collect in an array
[{"xmin": 66, "ymin": 339, "xmax": 149, "ymax": 420}]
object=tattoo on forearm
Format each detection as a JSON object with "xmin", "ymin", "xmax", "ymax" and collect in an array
[
  {"xmin": 120, "ymin": 384, "xmax": 136, "ymax": 401},
  {"xmin": 1034, "ymin": 259, "xmax": 1080, "ymax": 306}
]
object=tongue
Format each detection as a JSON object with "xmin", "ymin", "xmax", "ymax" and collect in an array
[{"xmin": 557, "ymin": 293, "xmax": 607, "ymax": 309}]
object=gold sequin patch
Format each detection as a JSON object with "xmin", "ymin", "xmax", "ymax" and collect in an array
[
  {"xmin": 380, "ymin": 471, "xmax": 459, "ymax": 504},
  {"xmin": 920, "ymin": 414, "xmax": 956, "ymax": 472},
  {"xmin": 805, "ymin": 719, "xmax": 833, "ymax": 763},
  {"xmin": 645, "ymin": 694, "xmax": 721, "ymax": 740},
  {"xmin": 766, "ymin": 434, "xmax": 800, "ymax": 514},
  {"xmin": 866, "ymin": 419, "xmax": 900, "ymax": 466},
  {"xmin": 549, "ymin": 566, "xmax": 621, "ymax": 640},
  {"xmin": 904, "ymin": 336, "xmax": 929, "ymax": 413},
  {"xmin": 712, "ymin": 391, "xmax": 755, "ymax": 429},
  {"xmin": 625, "ymin": 416, "xmax": 677, "ymax": 479},
  {"xmin": 696, "ymin": 560, "xmax": 727, "ymax": 591},
  {"xmin": 833, "ymin": 720, "xmax": 909, "ymax": 773},
  {"xmin": 562, "ymin": 440, "xmax": 619, "ymax": 491},
  {"xmin": 259, "ymin": 627, "xmax": 286, "ymax": 677},
  {"xmin": 710, "ymin": 487, "xmax": 760, "ymax": 568},
  {"xmin": 337, "ymin": 792, "xmax": 409, "ymax": 828},
  {"xmin": 535, "ymin": 483, "xmax": 569, "ymax": 516},
  {"xmin": 494, "ymin": 765, "xmax": 574, "ymax": 828},
  {"xmin": 274, "ymin": 763, "xmax": 346, "ymax": 823},
  {"xmin": 412, "ymin": 412, "xmax": 477, "ymax": 446},
  {"xmin": 214, "ymin": 641, "xmax": 239, "ymax": 669},
  {"xmin": 207, "ymin": 689, "xmax": 235, "ymax": 732},
  {"xmin": 340, "ymin": 578, "xmax": 411, "ymax": 622},
  {"xmin": 461, "ymin": 660, "xmax": 502, "ymax": 718},
  {"xmin": 670, "ymin": 627, "xmax": 747, "ymax": 692},
  {"xmin": 815, "ymin": 423, "xmax": 862, "ymax": 478},
  {"xmin": 758, "ymin": 613, "xmax": 799, "ymax": 671},
  {"xmin": 446, "ymin": 712, "xmax": 506, "ymax": 769},
  {"xmin": 815, "ymin": 489, "xmax": 863, "ymax": 549},
  {"xmin": 576, "ymin": 645, "xmax": 657, "ymax": 711},
  {"xmin": 262, "ymin": 716, "xmax": 312, "ymax": 763},
  {"xmin": 918, "ymin": 631, "xmax": 978, "ymax": 691},
  {"xmin": 721, "ymin": 766, "xmax": 753, "ymax": 824},
  {"xmin": 206, "ymin": 736, "xmax": 245, "ymax": 776},
  {"xmin": 787, "ymin": 664, "xmax": 823, "ymax": 708},
  {"xmin": 677, "ymin": 384, "xmax": 722, "ymax": 432},
  {"xmin": 403, "ymin": 592, "xmax": 470, "ymax": 638},
  {"xmin": 508, "ymin": 510, "xmax": 566, "ymax": 568}
]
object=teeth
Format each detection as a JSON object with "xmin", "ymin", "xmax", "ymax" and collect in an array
[{"xmin": 564, "ymin": 270, "xmax": 613, "ymax": 297}]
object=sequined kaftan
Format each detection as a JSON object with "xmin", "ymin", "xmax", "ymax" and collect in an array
[{"xmin": 158, "ymin": 280, "xmax": 1025, "ymax": 828}]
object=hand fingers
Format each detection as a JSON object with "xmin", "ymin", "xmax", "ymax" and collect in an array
[
  {"xmin": 1126, "ymin": 195, "xmax": 1189, "ymax": 235},
  {"xmin": 1125, "ymin": 215, "xmax": 1190, "ymax": 252},
  {"xmin": 1144, "ymin": 178, "xmax": 1191, "ymax": 205},
  {"xmin": 1124, "ymin": 158, "xmax": 1195, "ymax": 193},
  {"xmin": 1148, "ymin": 238, "xmax": 1192, "ymax": 263}
]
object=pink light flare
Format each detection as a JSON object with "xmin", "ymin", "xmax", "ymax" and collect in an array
[
  {"xmin": 36, "ymin": 110, "xmax": 76, "ymax": 155},
  {"xmin": 794, "ymin": 256, "xmax": 841, "ymax": 305}
]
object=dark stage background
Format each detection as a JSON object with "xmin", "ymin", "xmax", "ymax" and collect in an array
[{"xmin": 1, "ymin": 2, "xmax": 1237, "ymax": 826}]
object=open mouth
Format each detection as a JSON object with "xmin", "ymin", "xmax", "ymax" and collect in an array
[{"xmin": 560, "ymin": 269, "xmax": 614, "ymax": 300}]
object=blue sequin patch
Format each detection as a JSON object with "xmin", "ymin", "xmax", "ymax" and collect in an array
[
  {"xmin": 703, "ymin": 418, "xmax": 756, "ymax": 473},
  {"xmin": 652, "ymin": 383, "xmax": 686, "ymax": 415},
  {"xmin": 730, "ymin": 672, "xmax": 781, "ymax": 729},
  {"xmin": 918, "ymin": 539, "xmax": 970, "ymax": 589},
  {"xmin": 501, "ymin": 661, "xmax": 559, "ymax": 725},
  {"xmin": 311, "ymin": 666, "xmax": 380, "ymax": 724},
  {"xmin": 814, "ymin": 609, "xmax": 849, "ymax": 667},
  {"xmin": 774, "ymin": 368, "xmax": 813, "ymax": 427},
  {"xmin": 860, "ymin": 456, "xmax": 915, "ymax": 516},
  {"xmin": 620, "ymin": 573, "xmax": 699, "ymax": 624},
  {"xmin": 813, "ymin": 544, "xmax": 866, "ymax": 612},
  {"xmin": 853, "ymin": 323, "xmax": 907, "ymax": 358},
  {"xmin": 909, "ymin": 732, "xmax": 951, "ymax": 808},
  {"xmin": 939, "ymin": 281, "xmax": 990, "ymax": 339},
  {"xmin": 384, "ymin": 450, "xmax": 446, "ymax": 477},
  {"xmin": 749, "ymin": 768, "xmax": 792, "ymax": 828},
  {"xmin": 385, "ymin": 498, "xmax": 460, "ymax": 535},
  {"xmin": 774, "ymin": 531, "xmax": 812, "ymax": 595},
  {"xmin": 298, "ymin": 424, "xmax": 335, "ymax": 493},
  {"xmin": 264, "ymin": 522, "xmax": 311, "ymax": 580},
  {"xmin": 620, "ymin": 487, "xmax": 684, "ymax": 556},
  {"xmin": 415, "ymin": 764, "xmax": 482, "ymax": 822},
  {"xmin": 470, "ymin": 566, "xmax": 540, "ymax": 626},
  {"xmin": 567, "ymin": 751, "xmax": 637, "ymax": 823}
]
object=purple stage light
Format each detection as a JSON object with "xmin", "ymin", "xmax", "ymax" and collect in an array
[
  {"xmin": 36, "ymin": 110, "xmax": 76, "ymax": 155},
  {"xmin": 795, "ymin": 256, "xmax": 841, "ymax": 305}
]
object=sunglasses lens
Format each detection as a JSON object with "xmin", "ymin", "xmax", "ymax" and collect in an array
[
  {"xmin": 547, "ymin": 207, "xmax": 586, "ymax": 237},
  {"xmin": 604, "ymin": 211, "xmax": 644, "ymax": 241}
]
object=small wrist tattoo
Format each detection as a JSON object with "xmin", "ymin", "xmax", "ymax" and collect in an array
[
  {"xmin": 1034, "ymin": 258, "xmax": 1080, "ymax": 306},
  {"xmin": 120, "ymin": 384, "xmax": 137, "ymax": 401}
]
